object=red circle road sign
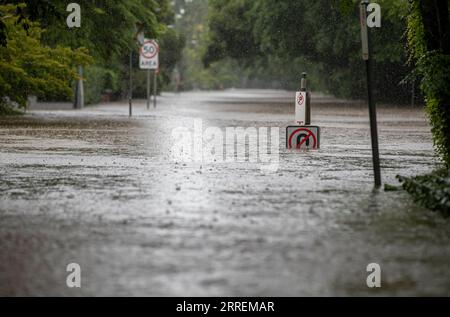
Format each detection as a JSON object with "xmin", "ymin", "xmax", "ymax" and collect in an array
[
  {"xmin": 288, "ymin": 128, "xmax": 317, "ymax": 149},
  {"xmin": 297, "ymin": 93, "xmax": 305, "ymax": 106},
  {"xmin": 140, "ymin": 40, "xmax": 159, "ymax": 59}
]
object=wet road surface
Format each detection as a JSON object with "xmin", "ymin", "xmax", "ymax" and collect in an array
[{"xmin": 0, "ymin": 90, "xmax": 449, "ymax": 296}]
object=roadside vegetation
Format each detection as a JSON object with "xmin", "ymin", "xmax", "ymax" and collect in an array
[
  {"xmin": 0, "ymin": 0, "xmax": 184, "ymax": 111},
  {"xmin": 203, "ymin": 0, "xmax": 412, "ymax": 102},
  {"xmin": 398, "ymin": 170, "xmax": 450, "ymax": 215},
  {"xmin": 0, "ymin": 3, "xmax": 91, "ymax": 113},
  {"xmin": 399, "ymin": 0, "xmax": 449, "ymax": 214}
]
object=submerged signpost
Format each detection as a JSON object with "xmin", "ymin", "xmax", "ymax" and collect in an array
[
  {"xmin": 360, "ymin": 0, "xmax": 382, "ymax": 188},
  {"xmin": 286, "ymin": 72, "xmax": 321, "ymax": 150}
]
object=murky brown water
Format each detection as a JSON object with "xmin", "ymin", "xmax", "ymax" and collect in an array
[{"xmin": 0, "ymin": 90, "xmax": 449, "ymax": 296}]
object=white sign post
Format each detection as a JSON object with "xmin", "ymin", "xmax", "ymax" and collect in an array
[
  {"xmin": 140, "ymin": 39, "xmax": 159, "ymax": 109},
  {"xmin": 295, "ymin": 91, "xmax": 307, "ymax": 125},
  {"xmin": 287, "ymin": 73, "xmax": 320, "ymax": 150}
]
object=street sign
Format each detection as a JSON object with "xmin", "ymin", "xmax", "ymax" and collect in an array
[
  {"xmin": 286, "ymin": 126, "xmax": 320, "ymax": 150},
  {"xmin": 139, "ymin": 39, "xmax": 159, "ymax": 70},
  {"xmin": 295, "ymin": 91, "xmax": 307, "ymax": 125}
]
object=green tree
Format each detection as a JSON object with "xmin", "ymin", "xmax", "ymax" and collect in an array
[
  {"xmin": 171, "ymin": 0, "xmax": 246, "ymax": 90},
  {"xmin": 158, "ymin": 28, "xmax": 185, "ymax": 87},
  {"xmin": 3, "ymin": 0, "xmax": 159, "ymax": 62},
  {"xmin": 407, "ymin": 0, "xmax": 450, "ymax": 166},
  {"xmin": 0, "ymin": 3, "xmax": 91, "ymax": 114},
  {"xmin": 205, "ymin": 0, "xmax": 413, "ymax": 102},
  {"xmin": 1, "ymin": 0, "xmax": 184, "ymax": 104}
]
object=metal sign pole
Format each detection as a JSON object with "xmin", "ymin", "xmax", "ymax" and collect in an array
[
  {"xmin": 139, "ymin": 39, "xmax": 159, "ymax": 109},
  {"xmin": 361, "ymin": 0, "xmax": 381, "ymax": 188},
  {"xmin": 147, "ymin": 69, "xmax": 151, "ymax": 110},
  {"xmin": 301, "ymin": 72, "xmax": 311, "ymax": 125},
  {"xmin": 129, "ymin": 51, "xmax": 133, "ymax": 117},
  {"xmin": 153, "ymin": 70, "xmax": 157, "ymax": 108}
]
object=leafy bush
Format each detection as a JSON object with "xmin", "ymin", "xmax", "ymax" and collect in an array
[
  {"xmin": 414, "ymin": 52, "xmax": 450, "ymax": 167},
  {"xmin": 0, "ymin": 3, "xmax": 91, "ymax": 113},
  {"xmin": 407, "ymin": 1, "xmax": 450, "ymax": 166},
  {"xmin": 84, "ymin": 66, "xmax": 119, "ymax": 104},
  {"xmin": 397, "ymin": 169, "xmax": 450, "ymax": 215},
  {"xmin": 0, "ymin": 100, "xmax": 21, "ymax": 115}
]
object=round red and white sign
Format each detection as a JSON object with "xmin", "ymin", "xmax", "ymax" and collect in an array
[
  {"xmin": 140, "ymin": 40, "xmax": 159, "ymax": 59},
  {"xmin": 288, "ymin": 127, "xmax": 317, "ymax": 149},
  {"xmin": 297, "ymin": 93, "xmax": 304, "ymax": 106}
]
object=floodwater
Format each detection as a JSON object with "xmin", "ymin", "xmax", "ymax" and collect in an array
[{"xmin": 0, "ymin": 90, "xmax": 449, "ymax": 296}]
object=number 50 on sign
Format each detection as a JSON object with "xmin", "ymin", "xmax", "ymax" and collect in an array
[{"xmin": 140, "ymin": 39, "xmax": 159, "ymax": 70}]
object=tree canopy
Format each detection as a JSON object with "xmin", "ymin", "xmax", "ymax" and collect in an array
[
  {"xmin": 0, "ymin": 0, "xmax": 185, "ymax": 107},
  {"xmin": 205, "ymin": 0, "xmax": 412, "ymax": 102},
  {"xmin": 0, "ymin": 3, "xmax": 91, "ymax": 113},
  {"xmin": 2, "ymin": 0, "xmax": 160, "ymax": 62}
]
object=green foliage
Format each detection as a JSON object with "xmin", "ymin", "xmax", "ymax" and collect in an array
[
  {"xmin": 84, "ymin": 65, "xmax": 119, "ymax": 104},
  {"xmin": 6, "ymin": 0, "xmax": 159, "ymax": 63},
  {"xmin": 397, "ymin": 169, "xmax": 450, "ymax": 215},
  {"xmin": 158, "ymin": 28, "xmax": 185, "ymax": 87},
  {"xmin": 384, "ymin": 183, "xmax": 401, "ymax": 191},
  {"xmin": 0, "ymin": 3, "xmax": 92, "ymax": 112},
  {"xmin": 205, "ymin": 0, "xmax": 413, "ymax": 102},
  {"xmin": 0, "ymin": 100, "xmax": 21, "ymax": 115},
  {"xmin": 1, "ymin": 0, "xmax": 184, "ymax": 105},
  {"xmin": 407, "ymin": 0, "xmax": 450, "ymax": 166},
  {"xmin": 416, "ymin": 53, "xmax": 450, "ymax": 166},
  {"xmin": 172, "ymin": 0, "xmax": 240, "ymax": 90},
  {"xmin": 204, "ymin": 0, "xmax": 259, "ymax": 65}
]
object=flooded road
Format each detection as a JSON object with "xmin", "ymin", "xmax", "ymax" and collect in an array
[{"xmin": 0, "ymin": 90, "xmax": 449, "ymax": 296}]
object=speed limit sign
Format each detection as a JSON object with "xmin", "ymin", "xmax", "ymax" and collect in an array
[{"xmin": 139, "ymin": 39, "xmax": 159, "ymax": 70}]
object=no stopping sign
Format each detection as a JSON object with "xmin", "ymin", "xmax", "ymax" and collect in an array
[{"xmin": 286, "ymin": 126, "xmax": 320, "ymax": 150}]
